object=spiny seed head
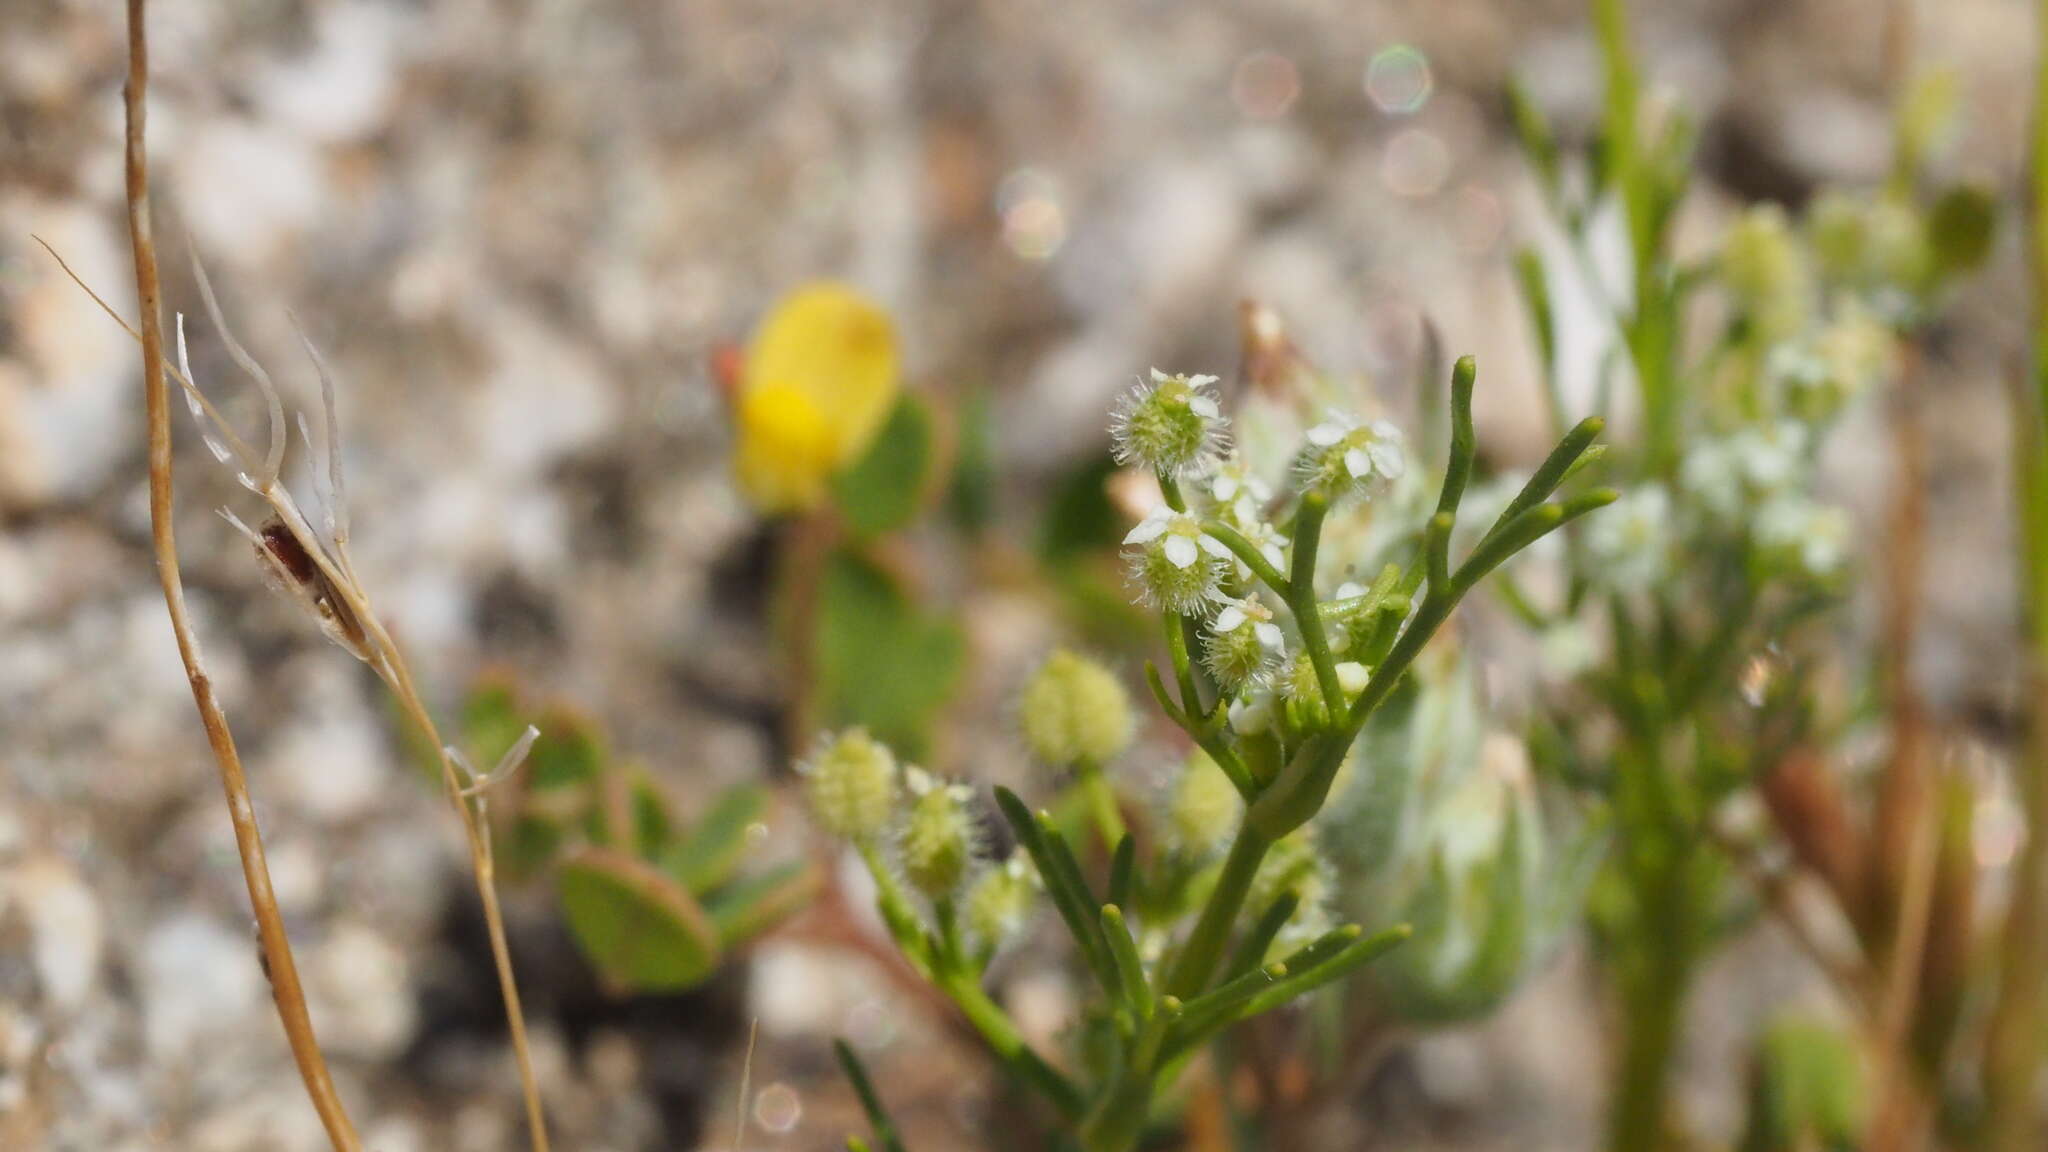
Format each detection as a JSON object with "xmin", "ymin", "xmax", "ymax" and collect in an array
[
  {"xmin": 899, "ymin": 768, "xmax": 978, "ymax": 898},
  {"xmin": 1110, "ymin": 369, "xmax": 1227, "ymax": 477},
  {"xmin": 1020, "ymin": 649, "xmax": 1134, "ymax": 767},
  {"xmin": 965, "ymin": 856, "xmax": 1040, "ymax": 951},
  {"xmin": 1201, "ymin": 597, "xmax": 1286, "ymax": 692},
  {"xmin": 1294, "ymin": 410, "xmax": 1405, "ymax": 502},
  {"xmin": 1166, "ymin": 750, "xmax": 1243, "ymax": 860},
  {"xmin": 803, "ymin": 728, "xmax": 898, "ymax": 842},
  {"xmin": 1123, "ymin": 508, "xmax": 1234, "ymax": 615}
]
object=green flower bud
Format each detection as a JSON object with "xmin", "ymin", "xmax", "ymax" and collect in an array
[
  {"xmin": 1110, "ymin": 369, "xmax": 1227, "ymax": 477},
  {"xmin": 1293, "ymin": 409, "xmax": 1405, "ymax": 503},
  {"xmin": 1806, "ymin": 190, "xmax": 1869, "ymax": 284},
  {"xmin": 1279, "ymin": 652, "xmax": 1369, "ymax": 729},
  {"xmin": 1201, "ymin": 597, "xmax": 1286, "ymax": 692},
  {"xmin": 1720, "ymin": 204, "xmax": 1812, "ymax": 340},
  {"xmin": 1021, "ymin": 649, "xmax": 1135, "ymax": 767},
  {"xmin": 899, "ymin": 768, "xmax": 977, "ymax": 898},
  {"xmin": 965, "ymin": 856, "xmax": 1040, "ymax": 952},
  {"xmin": 1165, "ymin": 750, "xmax": 1243, "ymax": 860},
  {"xmin": 1896, "ymin": 67, "xmax": 1959, "ymax": 173},
  {"xmin": 803, "ymin": 728, "xmax": 898, "ymax": 842}
]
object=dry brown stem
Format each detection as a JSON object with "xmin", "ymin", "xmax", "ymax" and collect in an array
[
  {"xmin": 114, "ymin": 3, "xmax": 548, "ymax": 1143},
  {"xmin": 119, "ymin": 1, "xmax": 362, "ymax": 1147}
]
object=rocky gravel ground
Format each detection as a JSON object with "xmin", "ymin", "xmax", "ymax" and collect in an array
[{"xmin": 0, "ymin": 0, "xmax": 2034, "ymax": 1148}]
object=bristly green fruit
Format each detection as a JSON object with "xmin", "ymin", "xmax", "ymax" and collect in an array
[
  {"xmin": 1020, "ymin": 649, "xmax": 1134, "ymax": 768},
  {"xmin": 805, "ymin": 728, "xmax": 899, "ymax": 842}
]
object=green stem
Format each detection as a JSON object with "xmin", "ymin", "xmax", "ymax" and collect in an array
[
  {"xmin": 1202, "ymin": 520, "xmax": 1290, "ymax": 595},
  {"xmin": 1987, "ymin": 8, "xmax": 2048, "ymax": 1143},
  {"xmin": 1162, "ymin": 824, "xmax": 1273, "ymax": 999},
  {"xmin": 940, "ymin": 970, "xmax": 1086, "ymax": 1118},
  {"xmin": 1608, "ymin": 965, "xmax": 1684, "ymax": 1152},
  {"xmin": 1289, "ymin": 495, "xmax": 1344, "ymax": 719},
  {"xmin": 1165, "ymin": 614, "xmax": 1204, "ymax": 722}
]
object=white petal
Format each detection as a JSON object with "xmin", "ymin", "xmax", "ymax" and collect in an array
[
  {"xmin": 1306, "ymin": 423, "xmax": 1344, "ymax": 447},
  {"xmin": 1163, "ymin": 534, "xmax": 1199, "ymax": 569},
  {"xmin": 1334, "ymin": 581, "xmax": 1365, "ymax": 599},
  {"xmin": 1150, "ymin": 367, "xmax": 1171, "ymax": 382},
  {"xmin": 1125, "ymin": 515, "xmax": 1169, "ymax": 544},
  {"xmin": 1370, "ymin": 420, "xmax": 1401, "ymax": 440},
  {"xmin": 1337, "ymin": 662, "xmax": 1369, "ymax": 693},
  {"xmin": 1213, "ymin": 475, "xmax": 1240, "ymax": 501},
  {"xmin": 1345, "ymin": 448, "xmax": 1372, "ymax": 479},
  {"xmin": 1198, "ymin": 534, "xmax": 1234, "ymax": 560},
  {"xmin": 1188, "ymin": 396, "xmax": 1220, "ymax": 419},
  {"xmin": 1214, "ymin": 606, "xmax": 1247, "ymax": 631},
  {"xmin": 1261, "ymin": 544, "xmax": 1287, "ymax": 568},
  {"xmin": 1370, "ymin": 442, "xmax": 1405, "ymax": 479},
  {"xmin": 1255, "ymin": 622, "xmax": 1285, "ymax": 649},
  {"xmin": 1188, "ymin": 374, "xmax": 1219, "ymax": 387}
]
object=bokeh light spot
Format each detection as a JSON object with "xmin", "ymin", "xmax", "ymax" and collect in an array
[
  {"xmin": 1365, "ymin": 44, "xmax": 1433, "ymax": 116},
  {"xmin": 996, "ymin": 167, "xmax": 1066, "ymax": 261},
  {"xmin": 754, "ymin": 1082, "xmax": 803, "ymax": 1133},
  {"xmin": 1380, "ymin": 128, "xmax": 1449, "ymax": 198},
  {"xmin": 1232, "ymin": 51, "xmax": 1301, "ymax": 120}
]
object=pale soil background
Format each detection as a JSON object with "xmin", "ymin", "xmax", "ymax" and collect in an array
[{"xmin": 0, "ymin": 0, "xmax": 2033, "ymax": 1149}]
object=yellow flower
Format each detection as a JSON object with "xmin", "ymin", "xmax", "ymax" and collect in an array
[{"xmin": 732, "ymin": 284, "xmax": 898, "ymax": 513}]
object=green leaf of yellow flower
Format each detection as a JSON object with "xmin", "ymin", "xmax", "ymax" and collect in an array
[
  {"xmin": 556, "ymin": 844, "xmax": 722, "ymax": 991},
  {"xmin": 832, "ymin": 394, "xmax": 934, "ymax": 538}
]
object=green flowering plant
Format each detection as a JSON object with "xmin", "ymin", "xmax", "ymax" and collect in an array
[
  {"xmin": 805, "ymin": 350, "xmax": 1614, "ymax": 1151},
  {"xmin": 1498, "ymin": 2, "xmax": 2000, "ymax": 1148}
]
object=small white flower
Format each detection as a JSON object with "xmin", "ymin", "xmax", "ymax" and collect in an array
[
  {"xmin": 1585, "ymin": 486, "xmax": 1671, "ymax": 593},
  {"xmin": 1538, "ymin": 622, "xmax": 1598, "ymax": 681},
  {"xmin": 1735, "ymin": 422, "xmax": 1807, "ymax": 492},
  {"xmin": 1203, "ymin": 596, "xmax": 1287, "ymax": 691},
  {"xmin": 1681, "ymin": 422, "xmax": 1811, "ymax": 524},
  {"xmin": 1295, "ymin": 409, "xmax": 1405, "ymax": 502},
  {"xmin": 1756, "ymin": 496, "xmax": 1852, "ymax": 580},
  {"xmin": 1110, "ymin": 370, "xmax": 1229, "ymax": 477},
  {"xmin": 1124, "ymin": 508, "xmax": 1233, "ymax": 614},
  {"xmin": 1207, "ymin": 453, "xmax": 1273, "ymax": 525}
]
